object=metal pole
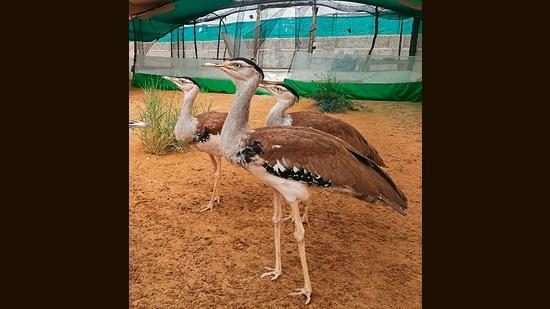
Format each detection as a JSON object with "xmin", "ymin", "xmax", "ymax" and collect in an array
[
  {"xmin": 409, "ymin": 16, "xmax": 420, "ymax": 56},
  {"xmin": 308, "ymin": 1, "xmax": 318, "ymax": 53},
  {"xmin": 193, "ymin": 20, "xmax": 198, "ymax": 59},
  {"xmin": 368, "ymin": 7, "xmax": 379, "ymax": 56},
  {"xmin": 253, "ymin": 5, "xmax": 261, "ymax": 62},
  {"xmin": 398, "ymin": 16, "xmax": 404, "ymax": 56},
  {"xmin": 217, "ymin": 19, "xmax": 222, "ymax": 59}
]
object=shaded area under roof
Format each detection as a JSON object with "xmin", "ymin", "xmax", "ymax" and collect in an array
[{"xmin": 129, "ymin": 0, "xmax": 422, "ymax": 42}]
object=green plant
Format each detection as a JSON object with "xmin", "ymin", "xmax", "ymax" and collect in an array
[
  {"xmin": 309, "ymin": 73, "xmax": 362, "ymax": 114},
  {"xmin": 191, "ymin": 98, "xmax": 213, "ymax": 116},
  {"xmin": 135, "ymin": 77, "xmax": 189, "ymax": 155}
]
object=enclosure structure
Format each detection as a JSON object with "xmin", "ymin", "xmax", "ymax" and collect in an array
[{"xmin": 129, "ymin": 0, "xmax": 422, "ymax": 102}]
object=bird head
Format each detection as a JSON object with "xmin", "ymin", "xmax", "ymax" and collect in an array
[
  {"xmin": 202, "ymin": 58, "xmax": 264, "ymax": 85},
  {"xmin": 129, "ymin": 119, "xmax": 150, "ymax": 128},
  {"xmin": 258, "ymin": 83, "xmax": 300, "ymax": 104},
  {"xmin": 162, "ymin": 76, "xmax": 200, "ymax": 92}
]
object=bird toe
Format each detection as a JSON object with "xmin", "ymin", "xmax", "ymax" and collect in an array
[
  {"xmin": 200, "ymin": 204, "xmax": 214, "ymax": 212},
  {"xmin": 282, "ymin": 214, "xmax": 294, "ymax": 223},
  {"xmin": 288, "ymin": 288, "xmax": 311, "ymax": 304},
  {"xmin": 260, "ymin": 267, "xmax": 281, "ymax": 280}
]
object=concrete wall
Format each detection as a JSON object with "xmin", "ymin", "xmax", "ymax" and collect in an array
[{"xmin": 130, "ymin": 34, "xmax": 422, "ymax": 70}]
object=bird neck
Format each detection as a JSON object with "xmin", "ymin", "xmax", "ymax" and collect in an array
[
  {"xmin": 220, "ymin": 77, "xmax": 260, "ymax": 154},
  {"xmin": 178, "ymin": 87, "xmax": 199, "ymax": 122},
  {"xmin": 174, "ymin": 87, "xmax": 200, "ymax": 142},
  {"xmin": 265, "ymin": 101, "xmax": 291, "ymax": 126}
]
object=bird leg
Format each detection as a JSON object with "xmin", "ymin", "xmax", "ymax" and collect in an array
[
  {"xmin": 200, "ymin": 155, "xmax": 222, "ymax": 212},
  {"xmin": 302, "ymin": 203, "xmax": 310, "ymax": 224},
  {"xmin": 260, "ymin": 190, "xmax": 283, "ymax": 280},
  {"xmin": 287, "ymin": 200, "xmax": 312, "ymax": 304},
  {"xmin": 282, "ymin": 200, "xmax": 310, "ymax": 224}
]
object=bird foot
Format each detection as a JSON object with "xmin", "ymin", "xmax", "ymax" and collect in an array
[
  {"xmin": 289, "ymin": 288, "xmax": 311, "ymax": 305},
  {"xmin": 282, "ymin": 214, "xmax": 294, "ymax": 222},
  {"xmin": 199, "ymin": 196, "xmax": 221, "ymax": 212},
  {"xmin": 282, "ymin": 214, "xmax": 309, "ymax": 225},
  {"xmin": 260, "ymin": 267, "xmax": 281, "ymax": 281}
]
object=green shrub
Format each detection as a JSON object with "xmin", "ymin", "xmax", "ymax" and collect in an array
[
  {"xmin": 135, "ymin": 78, "xmax": 189, "ymax": 155},
  {"xmin": 309, "ymin": 74, "xmax": 362, "ymax": 113},
  {"xmin": 191, "ymin": 98, "xmax": 213, "ymax": 116}
]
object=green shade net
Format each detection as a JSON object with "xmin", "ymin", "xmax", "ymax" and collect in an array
[
  {"xmin": 129, "ymin": 0, "xmax": 422, "ymax": 42},
  {"xmin": 132, "ymin": 72, "xmax": 420, "ymax": 102},
  {"xmin": 284, "ymin": 79, "xmax": 422, "ymax": 102}
]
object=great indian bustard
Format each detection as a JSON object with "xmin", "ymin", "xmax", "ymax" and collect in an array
[
  {"xmin": 202, "ymin": 58, "xmax": 408, "ymax": 305},
  {"xmin": 260, "ymin": 82, "xmax": 387, "ymax": 167},
  {"xmin": 162, "ymin": 76, "xmax": 228, "ymax": 212},
  {"xmin": 260, "ymin": 82, "xmax": 388, "ymax": 223},
  {"xmin": 129, "ymin": 119, "xmax": 150, "ymax": 128}
]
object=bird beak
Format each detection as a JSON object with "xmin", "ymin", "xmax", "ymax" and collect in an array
[
  {"xmin": 162, "ymin": 75, "xmax": 184, "ymax": 87},
  {"xmin": 201, "ymin": 62, "xmax": 222, "ymax": 68},
  {"xmin": 129, "ymin": 120, "xmax": 150, "ymax": 128},
  {"xmin": 258, "ymin": 83, "xmax": 271, "ymax": 90},
  {"xmin": 260, "ymin": 79, "xmax": 279, "ymax": 85}
]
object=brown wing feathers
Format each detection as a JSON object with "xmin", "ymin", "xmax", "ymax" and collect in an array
[
  {"xmin": 248, "ymin": 126, "xmax": 408, "ymax": 214},
  {"xmin": 288, "ymin": 111, "xmax": 387, "ymax": 167},
  {"xmin": 195, "ymin": 111, "xmax": 227, "ymax": 135}
]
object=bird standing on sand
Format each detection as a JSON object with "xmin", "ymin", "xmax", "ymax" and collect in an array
[
  {"xmin": 260, "ymin": 82, "xmax": 387, "ymax": 167},
  {"xmin": 202, "ymin": 58, "xmax": 407, "ymax": 305},
  {"xmin": 162, "ymin": 76, "xmax": 228, "ymax": 212},
  {"xmin": 260, "ymin": 82, "xmax": 388, "ymax": 222}
]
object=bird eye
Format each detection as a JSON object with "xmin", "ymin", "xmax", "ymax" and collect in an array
[{"xmin": 234, "ymin": 63, "xmax": 242, "ymax": 68}]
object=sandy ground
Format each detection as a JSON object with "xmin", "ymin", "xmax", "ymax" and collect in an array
[{"xmin": 129, "ymin": 86, "xmax": 422, "ymax": 308}]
